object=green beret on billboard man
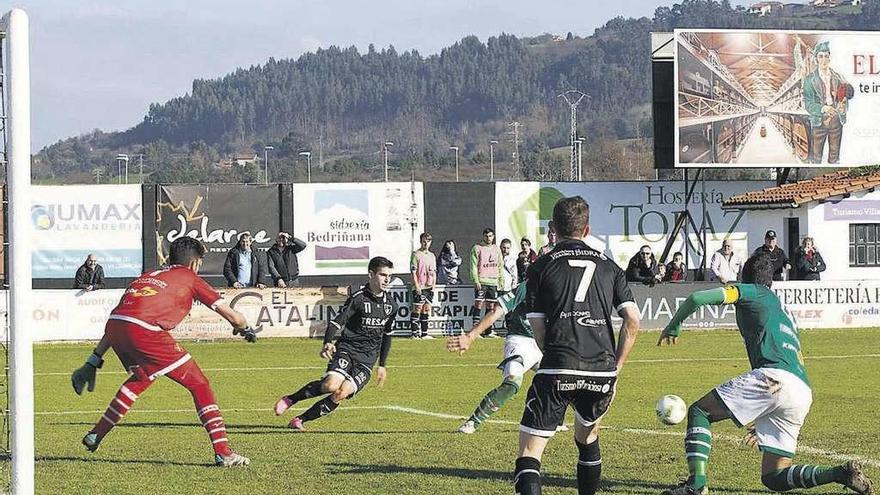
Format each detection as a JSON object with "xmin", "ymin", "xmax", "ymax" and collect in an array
[{"xmin": 802, "ymin": 41, "xmax": 854, "ymax": 164}]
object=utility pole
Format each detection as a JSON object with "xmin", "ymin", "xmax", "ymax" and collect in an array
[
  {"xmin": 263, "ymin": 145, "xmax": 274, "ymax": 184},
  {"xmin": 319, "ymin": 127, "xmax": 324, "ymax": 171},
  {"xmin": 299, "ymin": 151, "xmax": 312, "ymax": 183},
  {"xmin": 138, "ymin": 153, "xmax": 143, "ymax": 182},
  {"xmin": 576, "ymin": 138, "xmax": 585, "ymax": 181},
  {"xmin": 94, "ymin": 169, "xmax": 102, "ymax": 184},
  {"xmin": 116, "ymin": 153, "xmax": 129, "ymax": 184},
  {"xmin": 558, "ymin": 90, "xmax": 589, "ymax": 181}
]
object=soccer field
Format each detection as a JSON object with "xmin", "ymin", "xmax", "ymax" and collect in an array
[{"xmin": 20, "ymin": 328, "xmax": 880, "ymax": 494}]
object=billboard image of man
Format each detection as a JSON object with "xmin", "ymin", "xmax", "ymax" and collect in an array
[{"xmin": 802, "ymin": 41, "xmax": 854, "ymax": 164}]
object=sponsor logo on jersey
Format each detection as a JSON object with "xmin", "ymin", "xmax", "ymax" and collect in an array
[
  {"xmin": 362, "ymin": 317, "xmax": 389, "ymax": 326},
  {"xmin": 557, "ymin": 379, "xmax": 612, "ymax": 393},
  {"xmin": 337, "ymin": 358, "xmax": 349, "ymax": 369}
]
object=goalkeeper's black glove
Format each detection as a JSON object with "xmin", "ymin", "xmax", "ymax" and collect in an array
[
  {"xmin": 233, "ymin": 326, "xmax": 258, "ymax": 343},
  {"xmin": 72, "ymin": 351, "xmax": 104, "ymax": 395}
]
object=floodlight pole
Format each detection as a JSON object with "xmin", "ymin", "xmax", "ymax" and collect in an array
[
  {"xmin": 116, "ymin": 153, "xmax": 129, "ymax": 185},
  {"xmin": 4, "ymin": 8, "xmax": 35, "ymax": 495},
  {"xmin": 299, "ymin": 151, "xmax": 312, "ymax": 183},
  {"xmin": 489, "ymin": 140, "xmax": 498, "ymax": 181},
  {"xmin": 383, "ymin": 141, "xmax": 394, "ymax": 182},
  {"xmin": 263, "ymin": 145, "xmax": 274, "ymax": 184},
  {"xmin": 449, "ymin": 146, "xmax": 459, "ymax": 182}
]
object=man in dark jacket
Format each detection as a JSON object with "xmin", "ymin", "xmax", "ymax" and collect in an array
[
  {"xmin": 753, "ymin": 230, "xmax": 790, "ymax": 281},
  {"xmin": 74, "ymin": 254, "xmax": 105, "ymax": 291},
  {"xmin": 626, "ymin": 245, "xmax": 663, "ymax": 286},
  {"xmin": 223, "ymin": 232, "xmax": 267, "ymax": 288},
  {"xmin": 792, "ymin": 237, "xmax": 826, "ymax": 281},
  {"xmin": 267, "ymin": 232, "xmax": 307, "ymax": 287}
]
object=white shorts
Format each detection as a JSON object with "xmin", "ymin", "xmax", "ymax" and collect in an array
[
  {"xmin": 715, "ymin": 368, "xmax": 812, "ymax": 458},
  {"xmin": 498, "ymin": 335, "xmax": 542, "ymax": 378}
]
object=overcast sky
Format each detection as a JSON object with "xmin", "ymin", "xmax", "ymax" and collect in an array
[{"xmin": 7, "ymin": 0, "xmax": 749, "ymax": 150}]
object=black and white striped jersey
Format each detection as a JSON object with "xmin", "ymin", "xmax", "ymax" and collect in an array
[
  {"xmin": 325, "ymin": 286, "xmax": 398, "ymax": 366},
  {"xmin": 525, "ymin": 239, "xmax": 637, "ymax": 376}
]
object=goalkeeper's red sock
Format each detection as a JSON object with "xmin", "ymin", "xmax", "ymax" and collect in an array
[
  {"xmin": 92, "ymin": 374, "xmax": 152, "ymax": 440},
  {"xmin": 167, "ymin": 360, "xmax": 232, "ymax": 456}
]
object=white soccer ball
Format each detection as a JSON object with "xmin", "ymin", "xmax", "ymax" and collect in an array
[{"xmin": 655, "ymin": 395, "xmax": 687, "ymax": 425}]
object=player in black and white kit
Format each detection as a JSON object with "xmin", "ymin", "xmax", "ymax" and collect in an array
[
  {"xmin": 274, "ymin": 256, "xmax": 398, "ymax": 430},
  {"xmin": 514, "ymin": 196, "xmax": 641, "ymax": 495}
]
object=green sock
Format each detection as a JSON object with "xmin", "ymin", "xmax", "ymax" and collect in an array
[
  {"xmin": 762, "ymin": 465, "xmax": 846, "ymax": 491},
  {"xmin": 684, "ymin": 405, "xmax": 712, "ymax": 490},
  {"xmin": 469, "ymin": 378, "xmax": 520, "ymax": 425}
]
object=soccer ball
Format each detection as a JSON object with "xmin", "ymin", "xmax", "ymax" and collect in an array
[{"xmin": 655, "ymin": 395, "xmax": 687, "ymax": 425}]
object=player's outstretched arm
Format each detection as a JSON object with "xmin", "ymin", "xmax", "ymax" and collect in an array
[
  {"xmin": 215, "ymin": 302, "xmax": 257, "ymax": 343},
  {"xmin": 658, "ymin": 287, "xmax": 730, "ymax": 346},
  {"xmin": 72, "ymin": 334, "xmax": 111, "ymax": 395},
  {"xmin": 615, "ymin": 305, "xmax": 640, "ymax": 372},
  {"xmin": 446, "ymin": 304, "xmax": 504, "ymax": 355}
]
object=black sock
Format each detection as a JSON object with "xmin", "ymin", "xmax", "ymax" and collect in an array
[
  {"xmin": 419, "ymin": 313, "xmax": 429, "ymax": 337},
  {"xmin": 472, "ymin": 306, "xmax": 481, "ymax": 329},
  {"xmin": 576, "ymin": 439, "xmax": 602, "ymax": 495},
  {"xmin": 300, "ymin": 396, "xmax": 340, "ymax": 422},
  {"xmin": 410, "ymin": 314, "xmax": 420, "ymax": 337},
  {"xmin": 514, "ymin": 456, "xmax": 542, "ymax": 495},
  {"xmin": 481, "ymin": 308, "xmax": 493, "ymax": 335},
  {"xmin": 288, "ymin": 380, "xmax": 323, "ymax": 403}
]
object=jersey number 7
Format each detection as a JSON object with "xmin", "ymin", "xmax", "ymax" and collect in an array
[{"xmin": 568, "ymin": 260, "xmax": 597, "ymax": 303}]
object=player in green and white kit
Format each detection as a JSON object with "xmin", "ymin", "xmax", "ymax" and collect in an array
[
  {"xmin": 658, "ymin": 252, "xmax": 874, "ymax": 495},
  {"xmin": 446, "ymin": 282, "xmax": 553, "ymax": 434}
]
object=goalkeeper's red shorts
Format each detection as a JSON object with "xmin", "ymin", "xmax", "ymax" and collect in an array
[{"xmin": 105, "ymin": 318, "xmax": 192, "ymax": 382}]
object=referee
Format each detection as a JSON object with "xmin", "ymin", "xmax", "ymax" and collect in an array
[{"xmin": 514, "ymin": 196, "xmax": 641, "ymax": 495}]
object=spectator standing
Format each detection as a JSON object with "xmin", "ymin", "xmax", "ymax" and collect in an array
[
  {"xmin": 470, "ymin": 228, "xmax": 503, "ymax": 338},
  {"xmin": 537, "ymin": 222, "xmax": 557, "ymax": 257},
  {"xmin": 267, "ymin": 232, "xmax": 307, "ymax": 288},
  {"xmin": 516, "ymin": 238, "xmax": 537, "ymax": 284},
  {"xmin": 74, "ymin": 254, "xmax": 105, "ymax": 291},
  {"xmin": 626, "ymin": 245, "xmax": 663, "ymax": 286},
  {"xmin": 410, "ymin": 232, "xmax": 436, "ymax": 339},
  {"xmin": 499, "ymin": 238, "xmax": 519, "ymax": 294},
  {"xmin": 664, "ymin": 252, "xmax": 687, "ymax": 282},
  {"xmin": 753, "ymin": 230, "xmax": 790, "ymax": 281},
  {"xmin": 709, "ymin": 240, "xmax": 744, "ymax": 284},
  {"xmin": 437, "ymin": 240, "xmax": 462, "ymax": 285},
  {"xmin": 223, "ymin": 232, "xmax": 267, "ymax": 288},
  {"xmin": 793, "ymin": 237, "xmax": 826, "ymax": 281}
]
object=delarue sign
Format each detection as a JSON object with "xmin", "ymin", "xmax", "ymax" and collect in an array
[{"xmin": 157, "ymin": 185, "xmax": 281, "ymax": 279}]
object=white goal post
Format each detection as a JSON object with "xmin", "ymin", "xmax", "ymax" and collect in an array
[{"xmin": 2, "ymin": 8, "xmax": 34, "ymax": 495}]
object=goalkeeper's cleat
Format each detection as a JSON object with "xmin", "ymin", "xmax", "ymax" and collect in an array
[
  {"xmin": 458, "ymin": 420, "xmax": 477, "ymax": 434},
  {"xmin": 420, "ymin": 334, "xmax": 435, "ymax": 340},
  {"xmin": 214, "ymin": 452, "xmax": 250, "ymax": 467},
  {"xmin": 288, "ymin": 417, "xmax": 305, "ymax": 431},
  {"xmin": 842, "ymin": 460, "xmax": 874, "ymax": 495},
  {"xmin": 660, "ymin": 481, "xmax": 708, "ymax": 495},
  {"xmin": 82, "ymin": 432, "xmax": 100, "ymax": 452},
  {"xmin": 274, "ymin": 396, "xmax": 295, "ymax": 416}
]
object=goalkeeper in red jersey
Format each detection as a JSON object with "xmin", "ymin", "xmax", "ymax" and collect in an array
[{"xmin": 71, "ymin": 237, "xmax": 257, "ymax": 467}]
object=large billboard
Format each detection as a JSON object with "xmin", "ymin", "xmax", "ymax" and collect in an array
[
  {"xmin": 293, "ymin": 182, "xmax": 425, "ymax": 276},
  {"xmin": 495, "ymin": 181, "xmax": 770, "ymax": 269},
  {"xmin": 31, "ymin": 185, "xmax": 143, "ymax": 278},
  {"xmin": 675, "ymin": 29, "xmax": 880, "ymax": 168},
  {"xmin": 157, "ymin": 185, "xmax": 281, "ymax": 278}
]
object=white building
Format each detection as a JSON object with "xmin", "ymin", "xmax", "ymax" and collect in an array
[{"xmin": 725, "ymin": 170, "xmax": 880, "ymax": 280}]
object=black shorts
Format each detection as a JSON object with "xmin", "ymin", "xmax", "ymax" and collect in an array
[
  {"xmin": 325, "ymin": 351, "xmax": 373, "ymax": 397},
  {"xmin": 519, "ymin": 373, "xmax": 617, "ymax": 438},
  {"xmin": 474, "ymin": 285, "xmax": 498, "ymax": 303},
  {"xmin": 411, "ymin": 288, "xmax": 434, "ymax": 305}
]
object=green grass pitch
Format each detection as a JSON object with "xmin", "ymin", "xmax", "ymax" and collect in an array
[{"xmin": 15, "ymin": 328, "xmax": 880, "ymax": 494}]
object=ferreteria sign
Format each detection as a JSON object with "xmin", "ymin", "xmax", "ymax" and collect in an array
[{"xmin": 495, "ymin": 181, "xmax": 770, "ymax": 268}]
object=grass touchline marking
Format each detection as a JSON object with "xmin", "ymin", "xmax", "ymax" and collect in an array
[
  {"xmin": 33, "ymin": 353, "xmax": 880, "ymax": 376},
  {"xmin": 37, "ymin": 404, "xmax": 880, "ymax": 468}
]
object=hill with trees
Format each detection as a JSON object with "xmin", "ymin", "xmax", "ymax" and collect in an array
[{"xmin": 33, "ymin": 0, "xmax": 880, "ymax": 184}]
